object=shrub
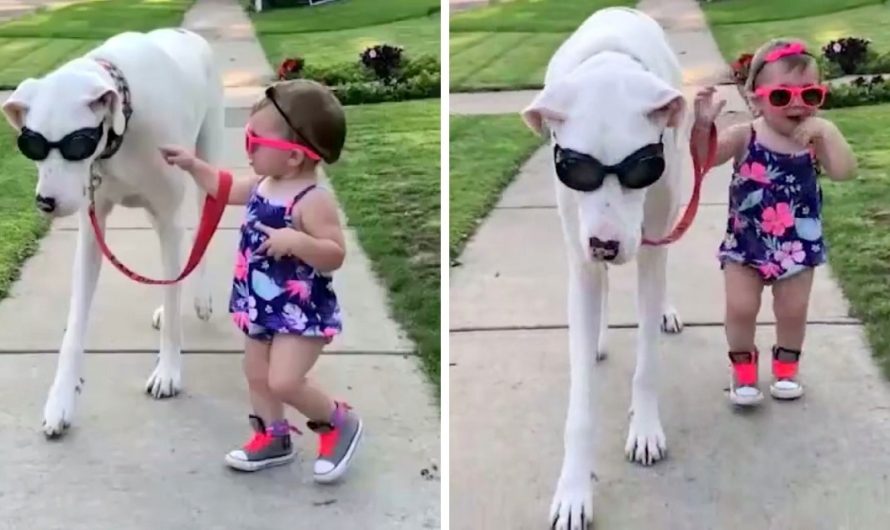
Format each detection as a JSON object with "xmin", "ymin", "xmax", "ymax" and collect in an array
[
  {"xmin": 278, "ymin": 51, "xmax": 440, "ymax": 105},
  {"xmin": 823, "ymin": 75, "xmax": 890, "ymax": 109},
  {"xmin": 823, "ymin": 37, "xmax": 871, "ymax": 75},
  {"xmin": 360, "ymin": 44, "xmax": 405, "ymax": 84}
]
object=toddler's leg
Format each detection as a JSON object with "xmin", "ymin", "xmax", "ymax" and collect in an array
[
  {"xmin": 244, "ymin": 336, "xmax": 284, "ymax": 422},
  {"xmin": 723, "ymin": 263, "xmax": 765, "ymax": 406},
  {"xmin": 769, "ymin": 268, "xmax": 815, "ymax": 400},
  {"xmin": 223, "ymin": 336, "xmax": 295, "ymax": 472},
  {"xmin": 268, "ymin": 334, "xmax": 363, "ymax": 483}
]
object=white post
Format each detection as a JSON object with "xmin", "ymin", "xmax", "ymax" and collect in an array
[{"xmin": 254, "ymin": 0, "xmax": 263, "ymax": 11}]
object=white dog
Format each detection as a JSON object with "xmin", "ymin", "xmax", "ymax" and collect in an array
[
  {"xmin": 2, "ymin": 28, "xmax": 225, "ymax": 438},
  {"xmin": 521, "ymin": 7, "xmax": 690, "ymax": 529}
]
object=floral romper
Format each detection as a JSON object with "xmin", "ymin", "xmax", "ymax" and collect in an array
[
  {"xmin": 718, "ymin": 126, "xmax": 826, "ymax": 283},
  {"xmin": 229, "ymin": 179, "xmax": 342, "ymax": 342}
]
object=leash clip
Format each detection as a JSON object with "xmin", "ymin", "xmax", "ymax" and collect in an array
[{"xmin": 88, "ymin": 164, "xmax": 103, "ymax": 204}]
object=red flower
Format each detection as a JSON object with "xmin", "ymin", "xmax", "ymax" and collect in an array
[
  {"xmin": 277, "ymin": 57, "xmax": 304, "ymax": 80},
  {"xmin": 731, "ymin": 53, "xmax": 753, "ymax": 84}
]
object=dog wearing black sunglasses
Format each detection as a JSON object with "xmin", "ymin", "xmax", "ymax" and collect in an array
[
  {"xmin": 521, "ymin": 7, "xmax": 690, "ymax": 529},
  {"xmin": 1, "ymin": 28, "xmax": 225, "ymax": 438}
]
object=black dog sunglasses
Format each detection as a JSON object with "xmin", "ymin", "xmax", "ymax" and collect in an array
[
  {"xmin": 554, "ymin": 137, "xmax": 666, "ymax": 192},
  {"xmin": 17, "ymin": 123, "xmax": 105, "ymax": 162}
]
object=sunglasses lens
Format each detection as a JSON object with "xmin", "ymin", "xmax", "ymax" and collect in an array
[
  {"xmin": 801, "ymin": 87, "xmax": 824, "ymax": 106},
  {"xmin": 556, "ymin": 159, "xmax": 604, "ymax": 192},
  {"xmin": 768, "ymin": 89, "xmax": 792, "ymax": 107},
  {"xmin": 17, "ymin": 131, "xmax": 49, "ymax": 161},
  {"xmin": 60, "ymin": 133, "xmax": 100, "ymax": 161},
  {"xmin": 621, "ymin": 157, "xmax": 666, "ymax": 189}
]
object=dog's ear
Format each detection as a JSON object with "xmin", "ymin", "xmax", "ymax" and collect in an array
[
  {"xmin": 641, "ymin": 76, "xmax": 686, "ymax": 129},
  {"xmin": 626, "ymin": 72, "xmax": 686, "ymax": 129},
  {"xmin": 88, "ymin": 75, "xmax": 125, "ymax": 136},
  {"xmin": 649, "ymin": 94, "xmax": 686, "ymax": 129},
  {"xmin": 521, "ymin": 79, "xmax": 575, "ymax": 135},
  {"xmin": 2, "ymin": 78, "xmax": 41, "ymax": 130}
]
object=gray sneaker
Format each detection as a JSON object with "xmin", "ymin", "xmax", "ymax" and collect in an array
[
  {"xmin": 307, "ymin": 402, "xmax": 363, "ymax": 483},
  {"xmin": 225, "ymin": 415, "xmax": 297, "ymax": 472}
]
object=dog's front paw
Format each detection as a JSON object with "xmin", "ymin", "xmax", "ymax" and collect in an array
[
  {"xmin": 625, "ymin": 404, "xmax": 666, "ymax": 466},
  {"xmin": 151, "ymin": 305, "xmax": 163, "ymax": 330},
  {"xmin": 145, "ymin": 360, "xmax": 181, "ymax": 399},
  {"xmin": 550, "ymin": 470, "xmax": 593, "ymax": 529},
  {"xmin": 194, "ymin": 292, "xmax": 212, "ymax": 321},
  {"xmin": 661, "ymin": 305, "xmax": 683, "ymax": 334},
  {"xmin": 42, "ymin": 377, "xmax": 81, "ymax": 438}
]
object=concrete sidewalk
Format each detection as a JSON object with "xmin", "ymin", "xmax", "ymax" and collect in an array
[
  {"xmin": 0, "ymin": 1, "xmax": 440, "ymax": 528},
  {"xmin": 449, "ymin": 0, "xmax": 890, "ymax": 528},
  {"xmin": 0, "ymin": 0, "xmax": 63, "ymax": 22}
]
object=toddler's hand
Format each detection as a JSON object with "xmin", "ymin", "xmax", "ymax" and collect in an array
[
  {"xmin": 791, "ymin": 117, "xmax": 836, "ymax": 147},
  {"xmin": 693, "ymin": 86, "xmax": 726, "ymax": 127},
  {"xmin": 255, "ymin": 222, "xmax": 303, "ymax": 260},
  {"xmin": 159, "ymin": 145, "xmax": 198, "ymax": 172}
]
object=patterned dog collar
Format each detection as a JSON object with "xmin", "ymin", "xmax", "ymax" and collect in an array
[{"xmin": 94, "ymin": 58, "xmax": 133, "ymax": 159}]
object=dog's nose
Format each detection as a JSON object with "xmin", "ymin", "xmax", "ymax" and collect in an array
[
  {"xmin": 589, "ymin": 237, "xmax": 619, "ymax": 261},
  {"xmin": 35, "ymin": 195, "xmax": 56, "ymax": 213}
]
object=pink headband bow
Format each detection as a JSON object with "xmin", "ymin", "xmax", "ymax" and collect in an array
[{"xmin": 764, "ymin": 42, "xmax": 807, "ymax": 62}]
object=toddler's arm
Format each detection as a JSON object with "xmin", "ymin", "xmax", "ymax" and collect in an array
[
  {"xmin": 810, "ymin": 120, "xmax": 857, "ymax": 181},
  {"xmin": 287, "ymin": 189, "xmax": 346, "ymax": 272},
  {"xmin": 692, "ymin": 122, "xmax": 748, "ymax": 168},
  {"xmin": 692, "ymin": 86, "xmax": 747, "ymax": 168},
  {"xmin": 159, "ymin": 145, "xmax": 259, "ymax": 205},
  {"xmin": 184, "ymin": 158, "xmax": 260, "ymax": 205}
]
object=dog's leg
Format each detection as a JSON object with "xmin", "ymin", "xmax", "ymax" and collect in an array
[
  {"xmin": 550, "ymin": 261, "xmax": 603, "ymax": 530},
  {"xmin": 191, "ymin": 182, "xmax": 212, "ymax": 321},
  {"xmin": 43, "ymin": 202, "xmax": 112, "ymax": 437},
  {"xmin": 145, "ymin": 216, "xmax": 184, "ymax": 398},
  {"xmin": 596, "ymin": 267, "xmax": 608, "ymax": 361},
  {"xmin": 660, "ymin": 246, "xmax": 682, "ymax": 334},
  {"xmin": 625, "ymin": 244, "xmax": 668, "ymax": 465}
]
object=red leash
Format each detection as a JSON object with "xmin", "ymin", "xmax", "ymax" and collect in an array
[
  {"xmin": 642, "ymin": 123, "xmax": 718, "ymax": 246},
  {"xmin": 88, "ymin": 170, "xmax": 234, "ymax": 285}
]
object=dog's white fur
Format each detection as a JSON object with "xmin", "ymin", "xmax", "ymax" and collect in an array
[
  {"xmin": 2, "ymin": 28, "xmax": 225, "ymax": 437},
  {"xmin": 521, "ymin": 8, "xmax": 689, "ymax": 528}
]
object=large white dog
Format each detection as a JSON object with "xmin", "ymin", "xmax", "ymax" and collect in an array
[
  {"xmin": 2, "ymin": 28, "xmax": 225, "ymax": 438},
  {"xmin": 521, "ymin": 7, "xmax": 691, "ymax": 529}
]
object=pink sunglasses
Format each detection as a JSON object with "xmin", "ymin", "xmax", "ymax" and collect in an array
[
  {"xmin": 753, "ymin": 84, "xmax": 828, "ymax": 108},
  {"xmin": 244, "ymin": 126, "xmax": 321, "ymax": 161}
]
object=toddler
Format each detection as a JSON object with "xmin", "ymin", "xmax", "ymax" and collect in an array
[
  {"xmin": 160, "ymin": 79, "xmax": 363, "ymax": 481},
  {"xmin": 692, "ymin": 38, "xmax": 857, "ymax": 406}
]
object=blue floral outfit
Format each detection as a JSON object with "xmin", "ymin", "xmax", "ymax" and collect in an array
[
  {"xmin": 228, "ymin": 179, "xmax": 342, "ymax": 341},
  {"xmin": 717, "ymin": 126, "xmax": 826, "ymax": 283}
]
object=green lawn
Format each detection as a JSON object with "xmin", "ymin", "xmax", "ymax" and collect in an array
[
  {"xmin": 450, "ymin": 0, "xmax": 635, "ymax": 33},
  {"xmin": 0, "ymin": 129, "xmax": 50, "ymax": 300},
  {"xmin": 450, "ymin": 32, "xmax": 564, "ymax": 91},
  {"xmin": 327, "ymin": 101, "xmax": 440, "ymax": 388},
  {"xmin": 257, "ymin": 14, "xmax": 439, "ymax": 69},
  {"xmin": 0, "ymin": 0, "xmax": 194, "ymax": 39},
  {"xmin": 821, "ymin": 103, "xmax": 890, "ymax": 377},
  {"xmin": 449, "ymin": 0, "xmax": 634, "ymax": 91},
  {"xmin": 249, "ymin": 0, "xmax": 438, "ymax": 34},
  {"xmin": 450, "ymin": 114, "xmax": 543, "ymax": 258},
  {"xmin": 0, "ymin": 37, "xmax": 99, "ymax": 88},
  {"xmin": 702, "ymin": 0, "xmax": 881, "ymax": 25},
  {"xmin": 0, "ymin": 0, "xmax": 193, "ymax": 88},
  {"xmin": 705, "ymin": 2, "xmax": 890, "ymax": 62}
]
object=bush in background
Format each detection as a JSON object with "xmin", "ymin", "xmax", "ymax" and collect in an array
[{"xmin": 276, "ymin": 45, "xmax": 440, "ymax": 105}]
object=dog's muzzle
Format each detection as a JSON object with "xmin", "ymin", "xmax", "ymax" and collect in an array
[
  {"xmin": 589, "ymin": 237, "xmax": 619, "ymax": 261},
  {"xmin": 36, "ymin": 194, "xmax": 56, "ymax": 213}
]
